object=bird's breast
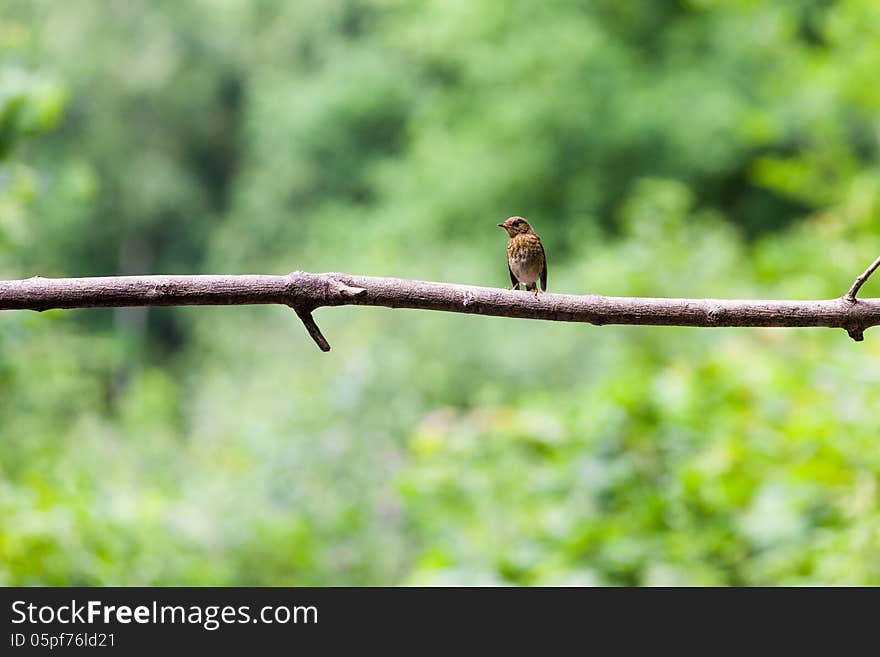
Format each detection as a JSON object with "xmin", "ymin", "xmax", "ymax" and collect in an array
[{"xmin": 507, "ymin": 235, "xmax": 544, "ymax": 283}]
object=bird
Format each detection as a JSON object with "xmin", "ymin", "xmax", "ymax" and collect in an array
[{"xmin": 497, "ymin": 216, "xmax": 547, "ymax": 295}]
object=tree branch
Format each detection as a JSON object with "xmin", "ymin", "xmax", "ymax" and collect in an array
[{"xmin": 2, "ymin": 271, "xmax": 879, "ymax": 350}]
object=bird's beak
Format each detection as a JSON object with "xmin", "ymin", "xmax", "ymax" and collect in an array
[{"xmin": 497, "ymin": 223, "xmax": 505, "ymax": 228}]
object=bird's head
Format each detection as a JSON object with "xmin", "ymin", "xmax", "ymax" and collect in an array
[{"xmin": 497, "ymin": 216, "xmax": 533, "ymax": 237}]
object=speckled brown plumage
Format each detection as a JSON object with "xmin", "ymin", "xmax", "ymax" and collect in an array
[{"xmin": 497, "ymin": 216, "xmax": 547, "ymax": 294}]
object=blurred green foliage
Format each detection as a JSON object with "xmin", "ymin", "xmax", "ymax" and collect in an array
[{"xmin": 1, "ymin": 0, "xmax": 880, "ymax": 585}]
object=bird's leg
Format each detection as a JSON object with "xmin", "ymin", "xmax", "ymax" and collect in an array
[{"xmin": 510, "ymin": 283, "xmax": 520, "ymax": 291}]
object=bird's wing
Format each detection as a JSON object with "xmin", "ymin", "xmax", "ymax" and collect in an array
[
  {"xmin": 508, "ymin": 263, "xmax": 518, "ymax": 287},
  {"xmin": 539, "ymin": 240, "xmax": 547, "ymax": 292}
]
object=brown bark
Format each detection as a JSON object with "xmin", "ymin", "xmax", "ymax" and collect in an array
[{"xmin": 1, "ymin": 270, "xmax": 879, "ymax": 350}]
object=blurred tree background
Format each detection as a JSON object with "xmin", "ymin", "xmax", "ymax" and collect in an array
[{"xmin": 2, "ymin": 0, "xmax": 880, "ymax": 585}]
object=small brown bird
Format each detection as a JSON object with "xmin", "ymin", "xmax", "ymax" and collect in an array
[{"xmin": 497, "ymin": 216, "xmax": 547, "ymax": 295}]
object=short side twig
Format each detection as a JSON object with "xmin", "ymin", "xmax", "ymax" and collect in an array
[
  {"xmin": 846, "ymin": 255, "xmax": 880, "ymax": 302},
  {"xmin": 293, "ymin": 307, "xmax": 331, "ymax": 352}
]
